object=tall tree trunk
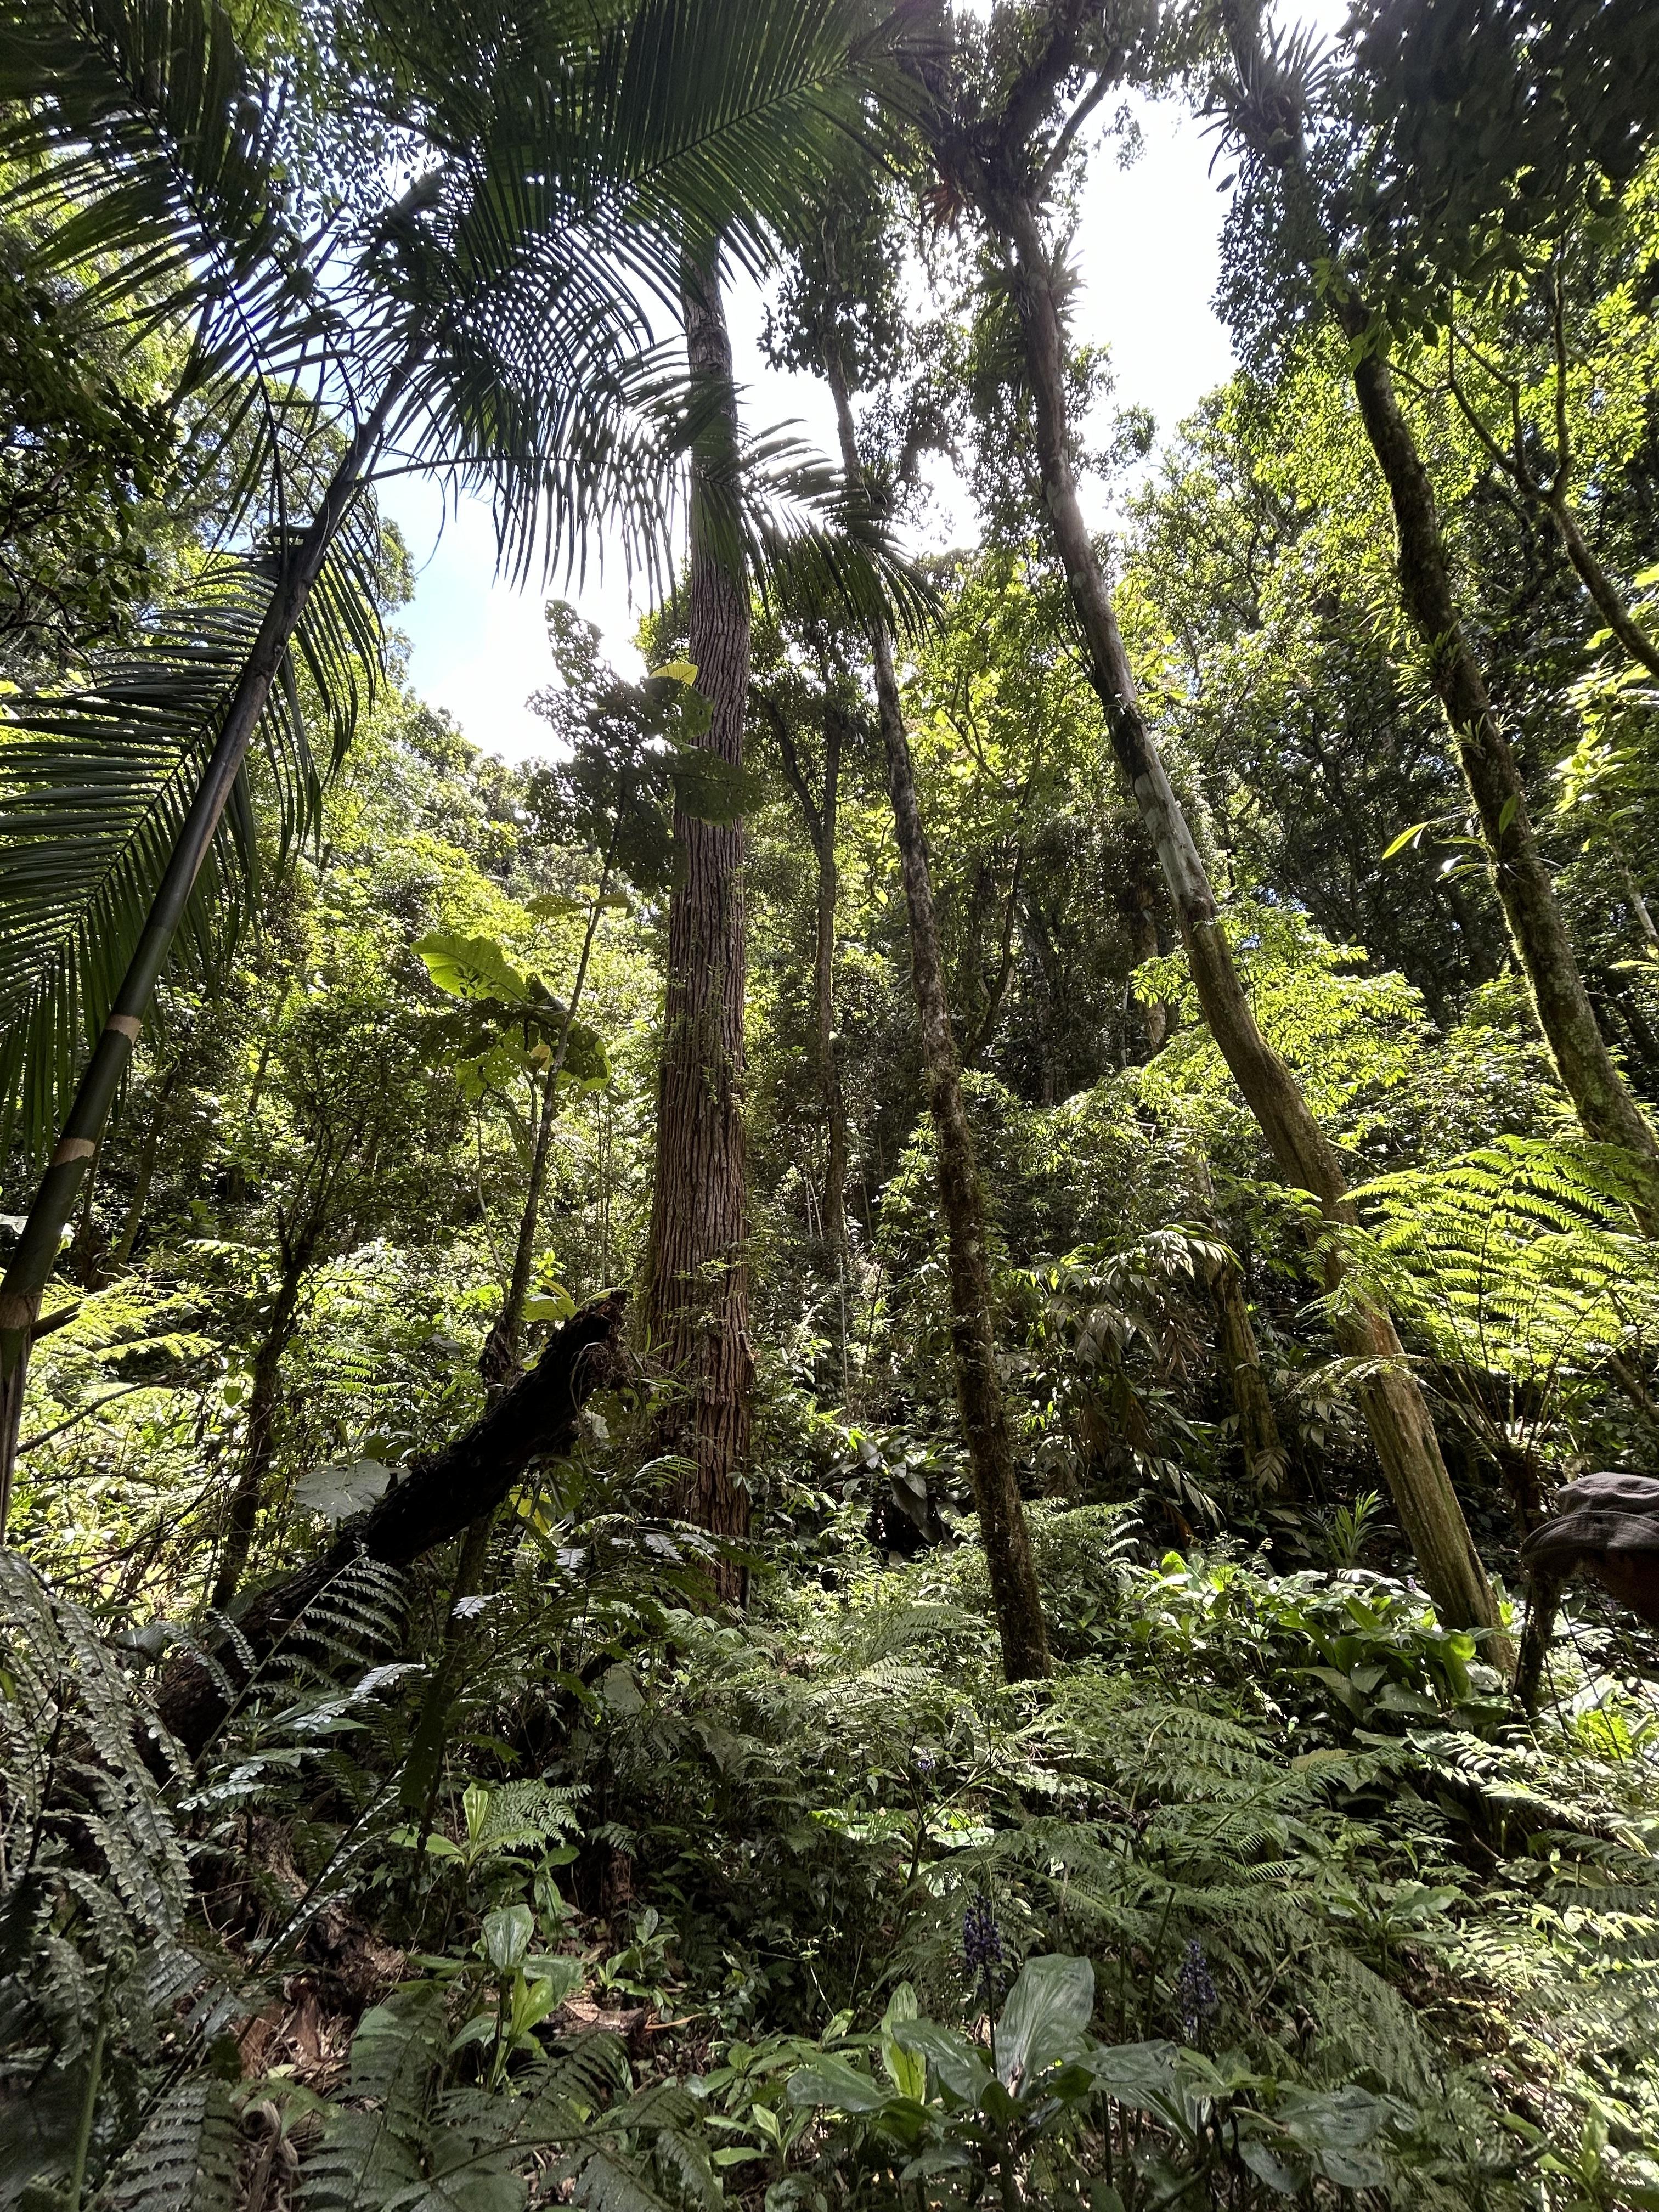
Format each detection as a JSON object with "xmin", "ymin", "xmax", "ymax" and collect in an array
[
  {"xmin": 1334, "ymin": 301, "xmax": 1659, "ymax": 1193},
  {"xmin": 814, "ymin": 715, "xmax": 849, "ymax": 1267},
  {"xmin": 826, "ymin": 352, "xmax": 1050, "ymax": 1682},
  {"xmin": 211, "ymin": 1223, "xmax": 318, "ymax": 1609},
  {"xmin": 1003, "ymin": 194, "xmax": 1507, "ymax": 1657},
  {"xmin": 644, "ymin": 246, "xmax": 753, "ymax": 1596},
  {"xmin": 0, "ymin": 358, "xmax": 413, "ymax": 1538}
]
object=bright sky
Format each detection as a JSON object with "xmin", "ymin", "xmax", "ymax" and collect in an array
[{"xmin": 373, "ymin": 46, "xmax": 1335, "ymax": 761}]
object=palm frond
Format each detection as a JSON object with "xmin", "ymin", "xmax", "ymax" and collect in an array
[
  {"xmin": 0, "ymin": 506, "xmax": 385, "ymax": 1165},
  {"xmin": 0, "ymin": 0, "xmax": 335, "ymax": 517}
]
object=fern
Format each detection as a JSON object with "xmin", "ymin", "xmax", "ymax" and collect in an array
[
  {"xmin": 1344, "ymin": 1135, "xmax": 1659, "ymax": 1461},
  {"xmin": 96, "ymin": 2079, "xmax": 242, "ymax": 2212}
]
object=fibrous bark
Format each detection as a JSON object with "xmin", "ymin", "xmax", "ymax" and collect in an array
[
  {"xmin": 156, "ymin": 1290, "xmax": 628, "ymax": 1753},
  {"xmin": 644, "ymin": 246, "xmax": 753, "ymax": 1596},
  {"xmin": 826, "ymin": 353, "xmax": 1050, "ymax": 1683}
]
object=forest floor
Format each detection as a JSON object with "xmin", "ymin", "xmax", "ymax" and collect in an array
[{"xmin": 33, "ymin": 1482, "xmax": 1652, "ymax": 2211}]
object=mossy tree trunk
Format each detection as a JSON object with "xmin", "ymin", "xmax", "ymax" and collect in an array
[{"xmin": 826, "ymin": 349, "xmax": 1050, "ymax": 1683}]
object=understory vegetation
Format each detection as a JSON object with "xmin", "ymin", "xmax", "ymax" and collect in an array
[{"xmin": 3, "ymin": 0, "xmax": 1659, "ymax": 2204}]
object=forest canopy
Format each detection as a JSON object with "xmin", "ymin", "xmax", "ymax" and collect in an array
[{"xmin": 3, "ymin": 0, "xmax": 1659, "ymax": 2205}]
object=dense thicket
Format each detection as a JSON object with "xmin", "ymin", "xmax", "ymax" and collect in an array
[{"xmin": 3, "ymin": 0, "xmax": 1659, "ymax": 2205}]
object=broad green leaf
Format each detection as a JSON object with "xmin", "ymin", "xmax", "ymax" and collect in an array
[
  {"xmin": 788, "ymin": 2052, "xmax": 893, "ymax": 2112},
  {"xmin": 292, "ymin": 1457, "xmax": 390, "ymax": 1520},
  {"xmin": 881, "ymin": 1984, "xmax": 926, "ymax": 2102},
  {"xmin": 1081, "ymin": 2039, "xmax": 1181, "ymax": 2114},
  {"xmin": 416, "ymin": 931, "xmax": 528, "ymax": 1005},
  {"xmin": 890, "ymin": 2019, "xmax": 990, "ymax": 2104},
  {"xmin": 995, "ymin": 1954, "xmax": 1094, "ymax": 2090},
  {"xmin": 483, "ymin": 1904, "xmax": 535, "ymax": 1974}
]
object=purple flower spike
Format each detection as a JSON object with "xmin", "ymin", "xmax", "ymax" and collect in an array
[
  {"xmin": 1176, "ymin": 1939, "xmax": 1218, "ymax": 2040},
  {"xmin": 963, "ymin": 1893, "xmax": 1004, "ymax": 1976}
]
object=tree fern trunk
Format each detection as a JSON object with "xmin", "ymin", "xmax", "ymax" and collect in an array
[
  {"xmin": 644, "ymin": 245, "xmax": 753, "ymax": 1598},
  {"xmin": 1005, "ymin": 193, "xmax": 1507, "ymax": 1657}
]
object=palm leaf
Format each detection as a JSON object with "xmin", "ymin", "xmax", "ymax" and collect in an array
[
  {"xmin": 0, "ymin": 504, "xmax": 385, "ymax": 1166},
  {"xmin": 0, "ymin": 0, "xmax": 335, "ymax": 538}
]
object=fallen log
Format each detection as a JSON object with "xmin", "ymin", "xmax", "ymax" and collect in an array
[{"xmin": 156, "ymin": 1290, "xmax": 629, "ymax": 1753}]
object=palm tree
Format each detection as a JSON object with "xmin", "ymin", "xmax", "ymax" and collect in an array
[{"xmin": 0, "ymin": 0, "xmax": 917, "ymax": 1527}]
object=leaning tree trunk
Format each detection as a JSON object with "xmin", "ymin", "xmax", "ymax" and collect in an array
[
  {"xmin": 644, "ymin": 245, "xmax": 753, "ymax": 1598},
  {"xmin": 0, "ymin": 360, "xmax": 413, "ymax": 1538},
  {"xmin": 1003, "ymin": 195, "xmax": 1507, "ymax": 1657},
  {"xmin": 826, "ymin": 352, "xmax": 1050, "ymax": 1683},
  {"xmin": 1333, "ymin": 301, "xmax": 1659, "ymax": 1199},
  {"xmin": 156, "ymin": 1291, "xmax": 628, "ymax": 1755}
]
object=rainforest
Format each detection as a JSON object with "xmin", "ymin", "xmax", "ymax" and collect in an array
[{"xmin": 2, "ymin": 0, "xmax": 1659, "ymax": 2203}]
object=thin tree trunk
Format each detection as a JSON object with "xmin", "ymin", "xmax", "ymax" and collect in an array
[
  {"xmin": 826, "ymin": 352, "xmax": 1050, "ymax": 1682},
  {"xmin": 1334, "ymin": 301, "xmax": 1659, "ymax": 1193},
  {"xmin": 814, "ymin": 716, "xmax": 849, "ymax": 1265},
  {"xmin": 1191, "ymin": 1161, "xmax": 1285, "ymax": 1493},
  {"xmin": 111, "ymin": 1066, "xmax": 180, "ymax": 1267},
  {"xmin": 211, "ymin": 1223, "xmax": 318, "ymax": 1609},
  {"xmin": 482, "ymin": 818, "xmax": 620, "ymax": 1388},
  {"xmin": 772, "ymin": 697, "xmax": 849, "ymax": 1266},
  {"xmin": 644, "ymin": 245, "xmax": 752, "ymax": 1596},
  {"xmin": 1547, "ymin": 494, "xmax": 1659, "ymax": 681},
  {"xmin": 1003, "ymin": 194, "xmax": 1506, "ymax": 1656},
  {"xmin": 0, "ymin": 358, "xmax": 413, "ymax": 1538}
]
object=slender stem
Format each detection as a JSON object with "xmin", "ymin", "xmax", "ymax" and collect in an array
[
  {"xmin": 485, "ymin": 811, "xmax": 622, "ymax": 1380},
  {"xmin": 67, "ymin": 2012, "xmax": 107, "ymax": 2212}
]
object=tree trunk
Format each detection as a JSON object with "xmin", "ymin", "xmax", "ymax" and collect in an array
[
  {"xmin": 0, "ymin": 356, "xmax": 414, "ymax": 1538},
  {"xmin": 1547, "ymin": 493, "xmax": 1659, "ymax": 682},
  {"xmin": 155, "ymin": 1291, "xmax": 628, "ymax": 1755},
  {"xmin": 826, "ymin": 353, "xmax": 1050, "ymax": 1683},
  {"xmin": 771, "ymin": 694, "xmax": 849, "ymax": 1267},
  {"xmin": 210, "ymin": 1226, "xmax": 318, "ymax": 1610},
  {"xmin": 644, "ymin": 246, "xmax": 752, "ymax": 1596},
  {"xmin": 1003, "ymin": 194, "xmax": 1507, "ymax": 1657},
  {"xmin": 111, "ymin": 1066, "xmax": 180, "ymax": 1267},
  {"xmin": 815, "ymin": 713, "xmax": 849, "ymax": 1267},
  {"xmin": 1335, "ymin": 303, "xmax": 1659, "ymax": 1193},
  {"xmin": 1191, "ymin": 1163, "xmax": 1286, "ymax": 1493},
  {"xmin": 482, "ymin": 827, "xmax": 619, "ymax": 1389}
]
